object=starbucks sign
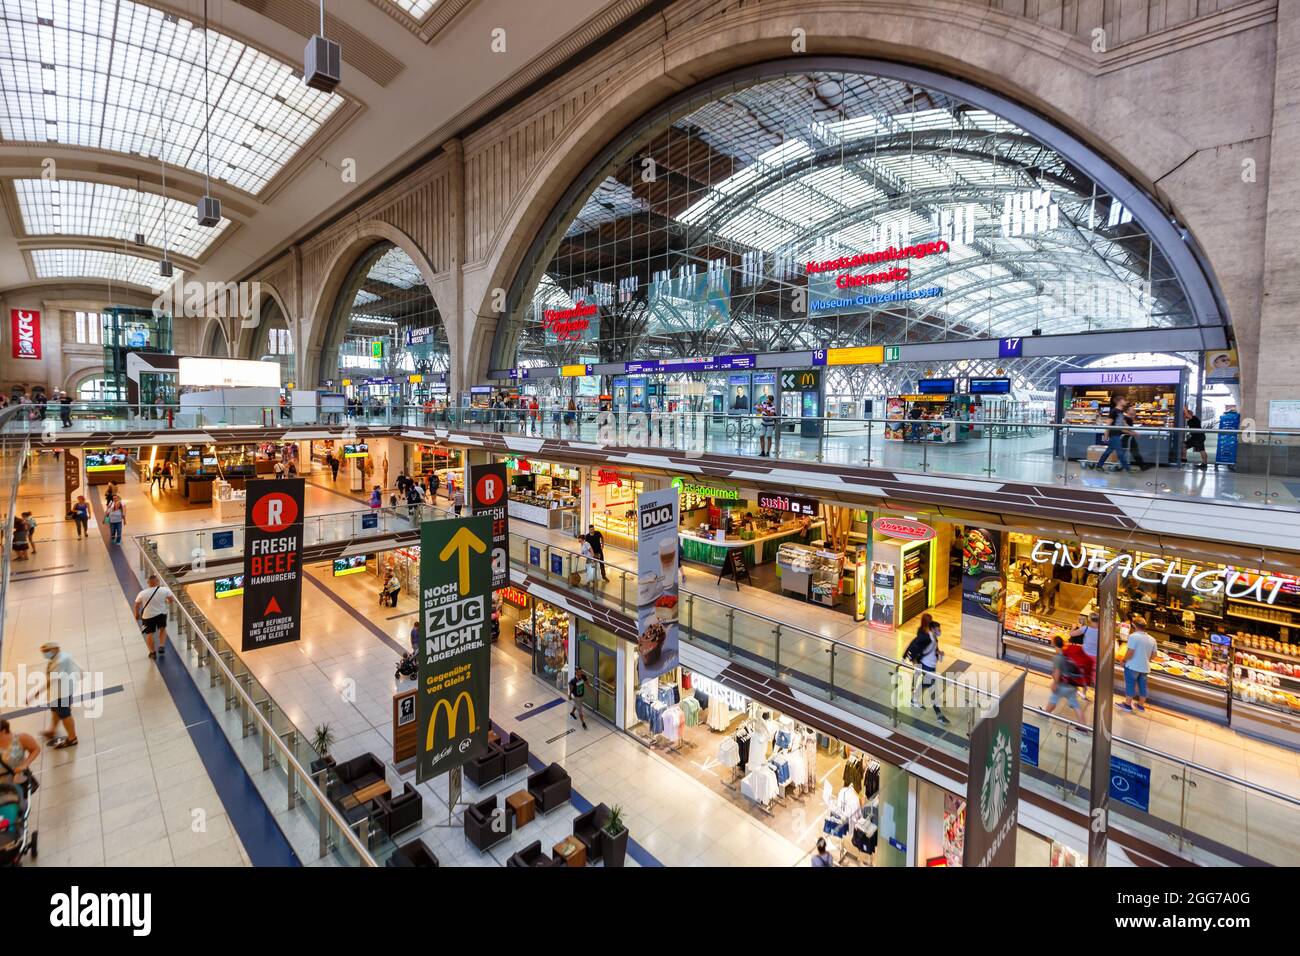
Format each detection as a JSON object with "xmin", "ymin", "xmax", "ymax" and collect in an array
[{"xmin": 964, "ymin": 673, "xmax": 1025, "ymax": 867}]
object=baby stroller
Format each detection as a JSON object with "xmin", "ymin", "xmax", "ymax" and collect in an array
[
  {"xmin": 0, "ymin": 778, "xmax": 36, "ymax": 866},
  {"xmin": 394, "ymin": 651, "xmax": 418, "ymax": 682}
]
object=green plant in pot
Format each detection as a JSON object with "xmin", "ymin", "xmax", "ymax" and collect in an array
[
  {"xmin": 310, "ymin": 723, "xmax": 336, "ymax": 776},
  {"xmin": 601, "ymin": 804, "xmax": 629, "ymax": 867}
]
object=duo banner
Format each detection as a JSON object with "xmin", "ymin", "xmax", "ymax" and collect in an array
[
  {"xmin": 416, "ymin": 515, "xmax": 493, "ymax": 783},
  {"xmin": 241, "ymin": 479, "xmax": 305, "ymax": 652},
  {"xmin": 634, "ymin": 487, "xmax": 680, "ymax": 681}
]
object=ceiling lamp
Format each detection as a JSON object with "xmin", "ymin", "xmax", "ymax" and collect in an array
[
  {"xmin": 159, "ymin": 157, "xmax": 173, "ymax": 278},
  {"xmin": 305, "ymin": 1, "xmax": 342, "ymax": 93},
  {"xmin": 197, "ymin": 1, "xmax": 222, "ymax": 227},
  {"xmin": 133, "ymin": 177, "xmax": 146, "ymax": 247}
]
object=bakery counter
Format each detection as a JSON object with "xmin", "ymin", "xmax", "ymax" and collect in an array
[
  {"xmin": 1002, "ymin": 632, "xmax": 1229, "ymax": 721},
  {"xmin": 679, "ymin": 521, "xmax": 824, "ymax": 568}
]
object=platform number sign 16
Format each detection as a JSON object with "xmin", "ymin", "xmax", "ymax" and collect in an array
[{"xmin": 999, "ymin": 337, "xmax": 1023, "ymax": 358}]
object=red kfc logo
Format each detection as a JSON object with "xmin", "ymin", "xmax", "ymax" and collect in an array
[{"xmin": 10, "ymin": 309, "xmax": 41, "ymax": 360}]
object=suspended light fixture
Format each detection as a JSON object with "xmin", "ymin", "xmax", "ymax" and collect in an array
[
  {"xmin": 196, "ymin": 0, "xmax": 222, "ymax": 227},
  {"xmin": 159, "ymin": 153, "xmax": 173, "ymax": 278},
  {"xmin": 304, "ymin": 0, "xmax": 342, "ymax": 93},
  {"xmin": 133, "ymin": 176, "xmax": 146, "ymax": 246}
]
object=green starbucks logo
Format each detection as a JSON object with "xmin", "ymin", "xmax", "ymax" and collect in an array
[{"xmin": 980, "ymin": 726, "xmax": 1013, "ymax": 831}]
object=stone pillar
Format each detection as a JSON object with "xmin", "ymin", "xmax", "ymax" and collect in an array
[
  {"xmin": 1253, "ymin": 0, "xmax": 1300, "ymax": 425},
  {"xmin": 444, "ymin": 140, "xmax": 466, "ymax": 396}
]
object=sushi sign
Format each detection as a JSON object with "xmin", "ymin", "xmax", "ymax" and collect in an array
[{"xmin": 1030, "ymin": 539, "xmax": 1288, "ymax": 605}]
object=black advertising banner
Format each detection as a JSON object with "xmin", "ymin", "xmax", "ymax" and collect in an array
[
  {"xmin": 241, "ymin": 479, "xmax": 305, "ymax": 652},
  {"xmin": 468, "ymin": 461, "xmax": 509, "ymax": 590},
  {"xmin": 960, "ymin": 527, "xmax": 1003, "ymax": 618},
  {"xmin": 416, "ymin": 515, "xmax": 493, "ymax": 784},
  {"xmin": 963, "ymin": 671, "xmax": 1025, "ymax": 867}
]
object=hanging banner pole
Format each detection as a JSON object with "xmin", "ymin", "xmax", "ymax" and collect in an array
[{"xmin": 1088, "ymin": 570, "xmax": 1119, "ymax": 866}]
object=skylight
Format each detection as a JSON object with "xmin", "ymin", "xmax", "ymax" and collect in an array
[
  {"xmin": 0, "ymin": 0, "xmax": 344, "ymax": 195},
  {"xmin": 388, "ymin": 0, "xmax": 439, "ymax": 19},
  {"xmin": 32, "ymin": 248, "xmax": 167, "ymax": 288},
  {"xmin": 365, "ymin": 246, "xmax": 424, "ymax": 289},
  {"xmin": 14, "ymin": 179, "xmax": 231, "ymax": 259}
]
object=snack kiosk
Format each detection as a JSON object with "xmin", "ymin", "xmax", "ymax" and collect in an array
[{"xmin": 1055, "ymin": 366, "xmax": 1186, "ymax": 463}]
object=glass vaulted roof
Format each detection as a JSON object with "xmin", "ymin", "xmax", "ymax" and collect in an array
[
  {"xmin": 32, "ymin": 247, "xmax": 166, "ymax": 287},
  {"xmin": 387, "ymin": 0, "xmax": 439, "ymax": 20},
  {"xmin": 14, "ymin": 178, "xmax": 231, "ymax": 258},
  {"xmin": 0, "ymin": 0, "xmax": 344, "ymax": 195},
  {"xmin": 500, "ymin": 70, "xmax": 1197, "ymax": 384}
]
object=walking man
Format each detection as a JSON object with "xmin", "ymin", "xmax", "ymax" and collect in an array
[
  {"xmin": 569, "ymin": 666, "xmax": 589, "ymax": 729},
  {"xmin": 584, "ymin": 523, "xmax": 609, "ymax": 581},
  {"xmin": 134, "ymin": 573, "xmax": 176, "ymax": 660}
]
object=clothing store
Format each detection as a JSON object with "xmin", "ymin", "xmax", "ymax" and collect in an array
[{"xmin": 627, "ymin": 665, "xmax": 910, "ymax": 865}]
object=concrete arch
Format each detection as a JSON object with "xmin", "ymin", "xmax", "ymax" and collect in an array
[
  {"xmin": 236, "ymin": 282, "xmax": 294, "ymax": 360},
  {"xmin": 202, "ymin": 317, "xmax": 230, "ymax": 358},
  {"xmin": 303, "ymin": 220, "xmax": 454, "ymax": 386},
  {"xmin": 63, "ymin": 364, "xmax": 106, "ymax": 395},
  {"xmin": 463, "ymin": 10, "xmax": 1243, "ymax": 382}
]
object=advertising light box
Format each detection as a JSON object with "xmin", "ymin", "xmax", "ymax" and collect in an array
[{"xmin": 333, "ymin": 555, "xmax": 368, "ymax": 576}]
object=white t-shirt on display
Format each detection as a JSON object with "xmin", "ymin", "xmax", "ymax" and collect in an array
[{"xmin": 136, "ymin": 585, "xmax": 174, "ymax": 619}]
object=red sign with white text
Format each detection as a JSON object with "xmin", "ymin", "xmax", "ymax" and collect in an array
[
  {"xmin": 872, "ymin": 516, "xmax": 937, "ymax": 542},
  {"xmin": 10, "ymin": 309, "xmax": 41, "ymax": 360}
]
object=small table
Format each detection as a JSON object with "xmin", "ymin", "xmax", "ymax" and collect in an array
[
  {"xmin": 340, "ymin": 780, "xmax": 391, "ymax": 811},
  {"xmin": 553, "ymin": 835, "xmax": 586, "ymax": 867},
  {"xmin": 488, "ymin": 730, "xmax": 501, "ymax": 747},
  {"xmin": 506, "ymin": 790, "xmax": 535, "ymax": 829}
]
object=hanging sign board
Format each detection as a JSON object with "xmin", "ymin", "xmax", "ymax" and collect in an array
[{"xmin": 241, "ymin": 479, "xmax": 305, "ymax": 652}]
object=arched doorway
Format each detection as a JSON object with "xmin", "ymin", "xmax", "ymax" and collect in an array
[
  {"xmin": 490, "ymin": 60, "xmax": 1227, "ymax": 398},
  {"xmin": 203, "ymin": 319, "xmax": 229, "ymax": 358},
  {"xmin": 320, "ymin": 241, "xmax": 449, "ymax": 404}
]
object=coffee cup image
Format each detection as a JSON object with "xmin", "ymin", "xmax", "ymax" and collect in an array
[
  {"xmin": 658, "ymin": 536, "xmax": 676, "ymax": 573},
  {"xmin": 638, "ymin": 620, "xmax": 667, "ymax": 667},
  {"xmin": 637, "ymin": 571, "xmax": 661, "ymax": 606}
]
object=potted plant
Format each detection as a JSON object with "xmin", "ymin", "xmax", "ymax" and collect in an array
[
  {"xmin": 601, "ymin": 804, "xmax": 629, "ymax": 868},
  {"xmin": 309, "ymin": 723, "xmax": 336, "ymax": 776}
]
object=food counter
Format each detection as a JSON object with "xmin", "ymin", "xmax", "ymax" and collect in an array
[
  {"xmin": 212, "ymin": 481, "xmax": 246, "ymax": 522},
  {"xmin": 507, "ymin": 491, "xmax": 577, "ymax": 529},
  {"xmin": 679, "ymin": 520, "xmax": 824, "ymax": 568}
]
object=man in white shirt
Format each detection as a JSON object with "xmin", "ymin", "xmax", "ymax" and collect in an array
[
  {"xmin": 1120, "ymin": 615, "xmax": 1158, "ymax": 713},
  {"xmin": 28, "ymin": 641, "xmax": 80, "ymax": 748},
  {"xmin": 134, "ymin": 573, "xmax": 176, "ymax": 660}
]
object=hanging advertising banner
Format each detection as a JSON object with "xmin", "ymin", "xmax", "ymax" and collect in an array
[
  {"xmin": 635, "ymin": 487, "xmax": 680, "ymax": 681},
  {"xmin": 963, "ymin": 671, "xmax": 1025, "ymax": 867},
  {"xmin": 1205, "ymin": 348, "xmax": 1239, "ymax": 384},
  {"xmin": 416, "ymin": 515, "xmax": 493, "ymax": 784},
  {"xmin": 10, "ymin": 309, "xmax": 41, "ymax": 359},
  {"xmin": 1088, "ymin": 572, "xmax": 1119, "ymax": 866},
  {"xmin": 467, "ymin": 461, "xmax": 509, "ymax": 590},
  {"xmin": 960, "ymin": 527, "xmax": 1003, "ymax": 618},
  {"xmin": 241, "ymin": 479, "xmax": 305, "ymax": 652}
]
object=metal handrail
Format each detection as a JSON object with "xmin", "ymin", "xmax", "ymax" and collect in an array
[
  {"xmin": 0, "ymin": 434, "xmax": 28, "ymax": 665},
  {"xmin": 135, "ymin": 509, "xmax": 1300, "ymax": 812},
  {"xmin": 136, "ymin": 539, "xmax": 379, "ymax": 866}
]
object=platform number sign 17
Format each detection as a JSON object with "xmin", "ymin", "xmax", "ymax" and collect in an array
[{"xmin": 999, "ymin": 337, "xmax": 1023, "ymax": 358}]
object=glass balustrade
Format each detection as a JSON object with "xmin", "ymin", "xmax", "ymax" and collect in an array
[{"xmin": 7, "ymin": 401, "xmax": 1297, "ymax": 510}]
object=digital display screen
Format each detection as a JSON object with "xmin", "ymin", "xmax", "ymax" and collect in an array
[
  {"xmin": 214, "ymin": 576, "xmax": 244, "ymax": 598},
  {"xmin": 968, "ymin": 377, "xmax": 1011, "ymax": 395},
  {"xmin": 85, "ymin": 450, "xmax": 128, "ymax": 472},
  {"xmin": 333, "ymin": 555, "xmax": 368, "ymax": 576},
  {"xmin": 343, "ymin": 443, "xmax": 368, "ymax": 459},
  {"xmin": 917, "ymin": 378, "xmax": 956, "ymax": 394},
  {"xmin": 202, "ymin": 457, "xmax": 218, "ymax": 467}
]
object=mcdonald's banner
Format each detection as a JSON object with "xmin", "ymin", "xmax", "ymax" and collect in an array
[
  {"xmin": 241, "ymin": 479, "xmax": 305, "ymax": 652},
  {"xmin": 416, "ymin": 514, "xmax": 493, "ymax": 783}
]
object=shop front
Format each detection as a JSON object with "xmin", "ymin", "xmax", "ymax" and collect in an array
[
  {"xmin": 406, "ymin": 442, "xmax": 464, "ymax": 504},
  {"xmin": 625, "ymin": 662, "xmax": 910, "ymax": 865},
  {"xmin": 1056, "ymin": 366, "xmax": 1187, "ymax": 463},
  {"xmin": 176, "ymin": 443, "xmax": 280, "ymax": 503},
  {"xmin": 505, "ymin": 456, "xmax": 580, "ymax": 531},
  {"xmin": 866, "ymin": 516, "xmax": 952, "ymax": 631},
  {"xmin": 884, "ymin": 386, "xmax": 975, "ymax": 443},
  {"xmin": 998, "ymin": 531, "xmax": 1300, "ymax": 741},
  {"xmin": 589, "ymin": 467, "xmax": 644, "ymax": 546}
]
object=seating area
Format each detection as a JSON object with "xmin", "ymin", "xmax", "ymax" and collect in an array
[
  {"xmin": 465, "ymin": 732, "xmax": 530, "ymax": 788},
  {"xmin": 527, "ymin": 763, "xmax": 572, "ymax": 814},
  {"xmin": 464, "ymin": 795, "xmax": 513, "ymax": 853},
  {"xmin": 572, "ymin": 803, "xmax": 609, "ymax": 862},
  {"xmin": 325, "ymin": 752, "xmax": 423, "ymax": 840},
  {"xmin": 385, "ymin": 839, "xmax": 439, "ymax": 868},
  {"xmin": 506, "ymin": 840, "xmax": 562, "ymax": 867}
]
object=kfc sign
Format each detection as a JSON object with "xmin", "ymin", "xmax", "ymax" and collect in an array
[{"xmin": 10, "ymin": 309, "xmax": 40, "ymax": 360}]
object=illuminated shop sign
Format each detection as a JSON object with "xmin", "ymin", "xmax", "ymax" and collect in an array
[
  {"xmin": 757, "ymin": 491, "xmax": 819, "ymax": 516},
  {"xmin": 596, "ymin": 468, "xmax": 626, "ymax": 487},
  {"xmin": 671, "ymin": 477, "xmax": 740, "ymax": 501},
  {"xmin": 624, "ymin": 354, "xmax": 756, "ymax": 374},
  {"xmin": 810, "ymin": 286, "xmax": 944, "ymax": 315},
  {"xmin": 1029, "ymin": 540, "xmax": 1290, "ymax": 604},
  {"xmin": 542, "ymin": 301, "xmax": 599, "ymax": 342},
  {"xmin": 500, "ymin": 586, "xmax": 530, "ymax": 608},
  {"xmin": 872, "ymin": 517, "xmax": 936, "ymax": 542},
  {"xmin": 1058, "ymin": 369, "xmax": 1181, "ymax": 386}
]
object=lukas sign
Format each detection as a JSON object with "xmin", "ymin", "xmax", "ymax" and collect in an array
[{"xmin": 10, "ymin": 309, "xmax": 40, "ymax": 359}]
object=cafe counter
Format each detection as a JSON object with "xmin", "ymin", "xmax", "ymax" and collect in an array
[{"xmin": 679, "ymin": 521, "xmax": 824, "ymax": 568}]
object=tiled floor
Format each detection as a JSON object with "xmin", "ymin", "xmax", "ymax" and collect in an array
[{"xmin": 1, "ymin": 453, "xmax": 252, "ymax": 867}]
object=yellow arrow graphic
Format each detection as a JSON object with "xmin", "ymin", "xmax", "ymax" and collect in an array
[{"xmin": 439, "ymin": 525, "xmax": 487, "ymax": 595}]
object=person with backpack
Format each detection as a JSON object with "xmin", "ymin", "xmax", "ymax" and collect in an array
[
  {"xmin": 569, "ymin": 666, "xmax": 589, "ymax": 729},
  {"xmin": 1046, "ymin": 636, "xmax": 1086, "ymax": 721},
  {"xmin": 902, "ymin": 615, "xmax": 949, "ymax": 725},
  {"xmin": 105, "ymin": 494, "xmax": 125, "ymax": 545}
]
